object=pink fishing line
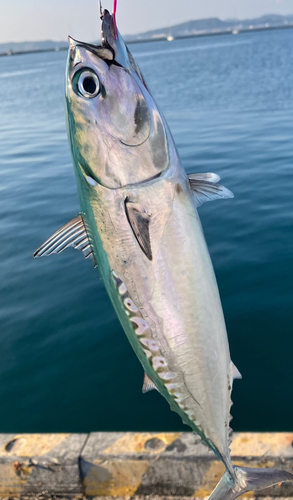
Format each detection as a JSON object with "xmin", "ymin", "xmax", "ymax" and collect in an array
[{"xmin": 113, "ymin": 0, "xmax": 118, "ymax": 37}]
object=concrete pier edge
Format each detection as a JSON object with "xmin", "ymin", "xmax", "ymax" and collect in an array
[{"xmin": 0, "ymin": 432, "xmax": 292, "ymax": 498}]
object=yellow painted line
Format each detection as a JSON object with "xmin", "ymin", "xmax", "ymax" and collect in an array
[
  {"xmin": 102, "ymin": 432, "xmax": 181, "ymax": 455},
  {"xmin": 83, "ymin": 459, "xmax": 150, "ymax": 497},
  {"xmin": 0, "ymin": 434, "xmax": 70, "ymax": 457},
  {"xmin": 231, "ymin": 433, "xmax": 293, "ymax": 457}
]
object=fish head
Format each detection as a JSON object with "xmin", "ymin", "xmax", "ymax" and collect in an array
[{"xmin": 65, "ymin": 10, "xmax": 169, "ymax": 190}]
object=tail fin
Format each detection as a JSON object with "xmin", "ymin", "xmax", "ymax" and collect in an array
[{"xmin": 208, "ymin": 466, "xmax": 293, "ymax": 500}]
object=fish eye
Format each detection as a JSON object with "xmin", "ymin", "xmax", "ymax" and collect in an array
[{"xmin": 77, "ymin": 70, "xmax": 100, "ymax": 98}]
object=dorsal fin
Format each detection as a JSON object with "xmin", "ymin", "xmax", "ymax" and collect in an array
[
  {"xmin": 125, "ymin": 198, "xmax": 152, "ymax": 261},
  {"xmin": 142, "ymin": 373, "xmax": 158, "ymax": 393},
  {"xmin": 188, "ymin": 173, "xmax": 234, "ymax": 207},
  {"xmin": 34, "ymin": 215, "xmax": 96, "ymax": 267}
]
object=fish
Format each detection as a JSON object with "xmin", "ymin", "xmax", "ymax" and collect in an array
[{"xmin": 34, "ymin": 5, "xmax": 293, "ymax": 499}]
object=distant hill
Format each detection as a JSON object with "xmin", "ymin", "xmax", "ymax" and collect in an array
[
  {"xmin": 0, "ymin": 40, "xmax": 67, "ymax": 55},
  {"xmin": 124, "ymin": 13, "xmax": 293, "ymax": 41},
  {"xmin": 1, "ymin": 14, "xmax": 293, "ymax": 55}
]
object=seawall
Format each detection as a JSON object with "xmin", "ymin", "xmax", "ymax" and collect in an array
[{"xmin": 0, "ymin": 432, "xmax": 292, "ymax": 498}]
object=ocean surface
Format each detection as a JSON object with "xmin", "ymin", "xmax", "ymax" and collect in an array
[{"xmin": 0, "ymin": 29, "xmax": 292, "ymax": 433}]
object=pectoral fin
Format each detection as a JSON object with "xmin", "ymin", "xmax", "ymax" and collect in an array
[
  {"xmin": 188, "ymin": 173, "xmax": 234, "ymax": 207},
  {"xmin": 125, "ymin": 198, "xmax": 152, "ymax": 261},
  {"xmin": 142, "ymin": 373, "xmax": 158, "ymax": 393},
  {"xmin": 188, "ymin": 172, "xmax": 221, "ymax": 183},
  {"xmin": 34, "ymin": 215, "xmax": 96, "ymax": 267}
]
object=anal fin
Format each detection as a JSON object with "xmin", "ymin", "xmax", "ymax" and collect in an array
[
  {"xmin": 34, "ymin": 215, "xmax": 96, "ymax": 267},
  {"xmin": 231, "ymin": 361, "xmax": 242, "ymax": 381},
  {"xmin": 142, "ymin": 373, "xmax": 158, "ymax": 393}
]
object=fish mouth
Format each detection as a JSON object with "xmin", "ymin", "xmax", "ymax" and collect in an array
[
  {"xmin": 99, "ymin": 7, "xmax": 135, "ymax": 74},
  {"xmin": 100, "ymin": 8, "xmax": 117, "ymax": 48}
]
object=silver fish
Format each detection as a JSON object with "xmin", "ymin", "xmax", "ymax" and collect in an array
[{"xmin": 35, "ymin": 7, "xmax": 292, "ymax": 499}]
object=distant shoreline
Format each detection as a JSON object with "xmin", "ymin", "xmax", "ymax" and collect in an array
[{"xmin": 1, "ymin": 23, "xmax": 292, "ymax": 58}]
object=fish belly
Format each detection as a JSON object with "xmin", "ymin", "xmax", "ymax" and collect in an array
[{"xmin": 88, "ymin": 176, "xmax": 231, "ymax": 458}]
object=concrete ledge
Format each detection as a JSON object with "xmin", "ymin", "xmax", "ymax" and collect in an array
[
  {"xmin": 0, "ymin": 433, "xmax": 86, "ymax": 498},
  {"xmin": 0, "ymin": 433, "xmax": 292, "ymax": 498}
]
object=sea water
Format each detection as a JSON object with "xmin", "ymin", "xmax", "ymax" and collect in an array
[{"xmin": 0, "ymin": 29, "xmax": 292, "ymax": 432}]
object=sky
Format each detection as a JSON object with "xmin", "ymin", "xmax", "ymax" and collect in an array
[{"xmin": 0, "ymin": 0, "xmax": 293, "ymax": 44}]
